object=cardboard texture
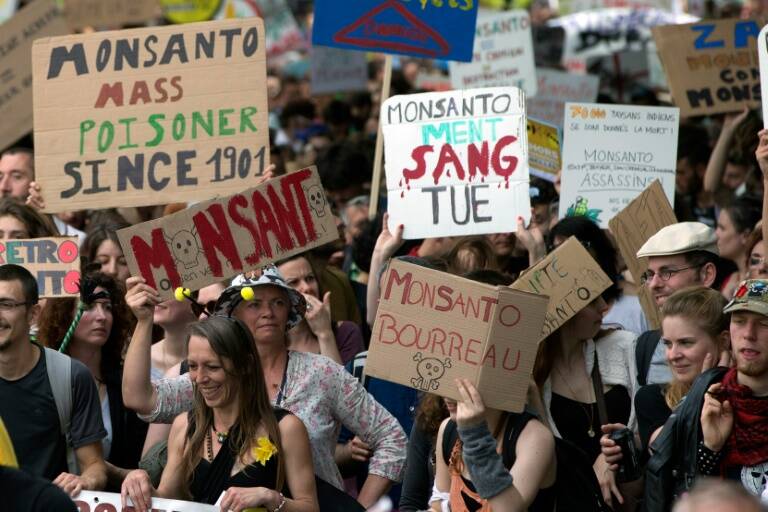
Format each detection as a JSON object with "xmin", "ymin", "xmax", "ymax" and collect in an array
[
  {"xmin": 32, "ymin": 17, "xmax": 269, "ymax": 213},
  {"xmin": 76, "ymin": 491, "xmax": 217, "ymax": 512},
  {"xmin": 449, "ymin": 10, "xmax": 537, "ymax": 96},
  {"xmin": 310, "ymin": 46, "xmax": 368, "ymax": 95},
  {"xmin": 511, "ymin": 236, "xmax": 612, "ymax": 339},
  {"xmin": 653, "ymin": 18, "xmax": 763, "ymax": 117},
  {"xmin": 558, "ymin": 102, "xmax": 679, "ymax": 228},
  {"xmin": 526, "ymin": 68, "xmax": 599, "ymax": 128},
  {"xmin": 117, "ymin": 167, "xmax": 337, "ymax": 299},
  {"xmin": 0, "ymin": 237, "xmax": 80, "ymax": 298},
  {"xmin": 608, "ymin": 180, "xmax": 676, "ymax": 329},
  {"xmin": 366, "ymin": 259, "xmax": 549, "ymax": 413},
  {"xmin": 312, "ymin": 0, "xmax": 479, "ymax": 62},
  {"xmin": 758, "ymin": 24, "xmax": 768, "ymax": 127},
  {"xmin": 0, "ymin": 0, "xmax": 68, "ymax": 152},
  {"xmin": 381, "ymin": 87, "xmax": 531, "ymax": 239},
  {"xmin": 527, "ymin": 118, "xmax": 560, "ymax": 182},
  {"xmin": 62, "ymin": 0, "xmax": 160, "ymax": 30}
]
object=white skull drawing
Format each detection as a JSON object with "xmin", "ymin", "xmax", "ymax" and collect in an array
[
  {"xmin": 411, "ymin": 352, "xmax": 452, "ymax": 391},
  {"xmin": 167, "ymin": 229, "xmax": 201, "ymax": 269},
  {"xmin": 307, "ymin": 185, "xmax": 326, "ymax": 217},
  {"xmin": 741, "ymin": 461, "xmax": 768, "ymax": 495}
]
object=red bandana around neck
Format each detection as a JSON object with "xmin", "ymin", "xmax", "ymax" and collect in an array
[{"xmin": 721, "ymin": 368, "xmax": 768, "ymax": 467}]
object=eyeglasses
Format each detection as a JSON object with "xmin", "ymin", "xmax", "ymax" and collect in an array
[
  {"xmin": 0, "ymin": 300, "xmax": 28, "ymax": 311},
  {"xmin": 640, "ymin": 264, "xmax": 703, "ymax": 285},
  {"xmin": 750, "ymin": 256, "xmax": 766, "ymax": 267}
]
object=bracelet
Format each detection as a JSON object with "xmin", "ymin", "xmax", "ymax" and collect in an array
[
  {"xmin": 272, "ymin": 492, "xmax": 286, "ymax": 512},
  {"xmin": 697, "ymin": 441, "xmax": 723, "ymax": 476}
]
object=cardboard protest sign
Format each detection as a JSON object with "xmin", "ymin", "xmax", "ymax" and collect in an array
[
  {"xmin": 527, "ymin": 118, "xmax": 560, "ymax": 182},
  {"xmin": 653, "ymin": 18, "xmax": 763, "ymax": 117},
  {"xmin": 526, "ymin": 68, "xmax": 599, "ymax": 128},
  {"xmin": 312, "ymin": 0, "xmax": 479, "ymax": 62},
  {"xmin": 558, "ymin": 103, "xmax": 679, "ymax": 228},
  {"xmin": 448, "ymin": 10, "xmax": 537, "ymax": 97},
  {"xmin": 160, "ymin": 0, "xmax": 221, "ymax": 23},
  {"xmin": 0, "ymin": 0, "xmax": 68, "ymax": 152},
  {"xmin": 32, "ymin": 18, "xmax": 269, "ymax": 213},
  {"xmin": 61, "ymin": 0, "xmax": 160, "ymax": 30},
  {"xmin": 608, "ymin": 180, "xmax": 676, "ymax": 329},
  {"xmin": 117, "ymin": 167, "xmax": 337, "ymax": 299},
  {"xmin": 310, "ymin": 46, "xmax": 368, "ymax": 95},
  {"xmin": 366, "ymin": 259, "xmax": 548, "ymax": 412},
  {"xmin": 0, "ymin": 237, "xmax": 79, "ymax": 298},
  {"xmin": 549, "ymin": 9, "xmax": 696, "ymax": 73},
  {"xmin": 511, "ymin": 236, "xmax": 612, "ymax": 339},
  {"xmin": 75, "ymin": 491, "xmax": 219, "ymax": 511},
  {"xmin": 215, "ymin": 0, "xmax": 305, "ymax": 58},
  {"xmin": 381, "ymin": 87, "xmax": 530, "ymax": 239}
]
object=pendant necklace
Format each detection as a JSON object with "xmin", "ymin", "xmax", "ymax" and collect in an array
[{"xmin": 555, "ymin": 365, "xmax": 596, "ymax": 437}]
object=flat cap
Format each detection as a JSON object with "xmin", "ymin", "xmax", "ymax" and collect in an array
[{"xmin": 636, "ymin": 222, "xmax": 718, "ymax": 258}]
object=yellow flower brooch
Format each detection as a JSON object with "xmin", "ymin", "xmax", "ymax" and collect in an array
[{"xmin": 252, "ymin": 437, "xmax": 278, "ymax": 466}]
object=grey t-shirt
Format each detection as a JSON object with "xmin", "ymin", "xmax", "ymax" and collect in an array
[
  {"xmin": 647, "ymin": 337, "xmax": 673, "ymax": 385},
  {"xmin": 0, "ymin": 344, "xmax": 106, "ymax": 480}
]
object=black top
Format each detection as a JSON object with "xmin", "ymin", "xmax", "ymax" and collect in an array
[
  {"xmin": 0, "ymin": 344, "xmax": 105, "ymax": 480},
  {"xmin": 104, "ymin": 368, "xmax": 149, "ymax": 478},
  {"xmin": 399, "ymin": 423, "xmax": 436, "ymax": 512},
  {"xmin": 551, "ymin": 385, "xmax": 631, "ymax": 462},
  {"xmin": 634, "ymin": 384, "xmax": 672, "ymax": 451},
  {"xmin": 190, "ymin": 408, "xmax": 291, "ymax": 505},
  {"xmin": 0, "ymin": 466, "xmax": 77, "ymax": 512}
]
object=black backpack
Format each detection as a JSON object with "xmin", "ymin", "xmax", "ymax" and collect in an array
[
  {"xmin": 643, "ymin": 367, "xmax": 727, "ymax": 512},
  {"xmin": 442, "ymin": 415, "xmax": 609, "ymax": 512}
]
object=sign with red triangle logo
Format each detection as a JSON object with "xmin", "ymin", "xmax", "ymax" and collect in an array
[{"xmin": 312, "ymin": 0, "xmax": 478, "ymax": 62}]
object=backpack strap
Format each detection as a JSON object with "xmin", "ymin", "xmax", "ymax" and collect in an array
[
  {"xmin": 44, "ymin": 347, "xmax": 78, "ymax": 475},
  {"xmin": 635, "ymin": 330, "xmax": 661, "ymax": 387}
]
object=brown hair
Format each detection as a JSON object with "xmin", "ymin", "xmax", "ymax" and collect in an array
[
  {"xmin": 180, "ymin": 316, "xmax": 284, "ymax": 496},
  {"xmin": 39, "ymin": 272, "xmax": 130, "ymax": 380},
  {"xmin": 80, "ymin": 222, "xmax": 130, "ymax": 275},
  {"xmin": 414, "ymin": 394, "xmax": 448, "ymax": 437},
  {"xmin": 660, "ymin": 286, "xmax": 729, "ymax": 409},
  {"xmin": 745, "ymin": 223, "xmax": 763, "ymax": 271},
  {"xmin": 0, "ymin": 198, "xmax": 57, "ymax": 238},
  {"xmin": 445, "ymin": 236, "xmax": 498, "ymax": 275}
]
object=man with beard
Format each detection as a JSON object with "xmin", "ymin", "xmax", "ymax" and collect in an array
[
  {"xmin": 0, "ymin": 264, "xmax": 107, "ymax": 496},
  {"xmin": 698, "ymin": 279, "xmax": 768, "ymax": 495}
]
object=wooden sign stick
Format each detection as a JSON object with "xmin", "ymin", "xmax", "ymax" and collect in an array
[{"xmin": 368, "ymin": 54, "xmax": 393, "ymax": 221}]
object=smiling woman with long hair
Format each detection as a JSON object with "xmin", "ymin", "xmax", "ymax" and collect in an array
[{"xmin": 123, "ymin": 316, "xmax": 318, "ymax": 512}]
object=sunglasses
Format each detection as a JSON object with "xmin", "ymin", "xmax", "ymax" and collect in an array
[{"xmin": 175, "ymin": 288, "xmax": 214, "ymax": 317}]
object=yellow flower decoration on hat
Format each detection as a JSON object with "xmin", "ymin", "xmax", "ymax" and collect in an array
[{"xmin": 252, "ymin": 436, "xmax": 278, "ymax": 466}]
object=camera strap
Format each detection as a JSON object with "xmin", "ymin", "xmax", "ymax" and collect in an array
[{"xmin": 591, "ymin": 349, "xmax": 609, "ymax": 426}]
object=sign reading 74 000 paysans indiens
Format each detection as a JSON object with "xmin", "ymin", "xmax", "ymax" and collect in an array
[{"xmin": 32, "ymin": 18, "xmax": 268, "ymax": 213}]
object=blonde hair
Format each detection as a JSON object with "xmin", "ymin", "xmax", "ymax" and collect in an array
[{"xmin": 661, "ymin": 287, "xmax": 729, "ymax": 409}]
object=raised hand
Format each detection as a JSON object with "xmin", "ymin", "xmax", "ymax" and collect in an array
[{"xmin": 701, "ymin": 383, "xmax": 733, "ymax": 452}]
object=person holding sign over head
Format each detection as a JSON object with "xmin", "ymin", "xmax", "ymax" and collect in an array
[
  {"xmin": 122, "ymin": 315, "xmax": 319, "ymax": 512},
  {"xmin": 122, "ymin": 266, "xmax": 406, "ymax": 509},
  {"xmin": 430, "ymin": 378, "xmax": 556, "ymax": 512}
]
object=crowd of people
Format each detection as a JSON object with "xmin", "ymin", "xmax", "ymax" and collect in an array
[{"xmin": 4, "ymin": 1, "xmax": 768, "ymax": 511}]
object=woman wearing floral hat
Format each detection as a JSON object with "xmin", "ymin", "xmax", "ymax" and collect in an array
[
  {"xmin": 122, "ymin": 315, "xmax": 318, "ymax": 512},
  {"xmin": 122, "ymin": 266, "xmax": 406, "ymax": 510}
]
